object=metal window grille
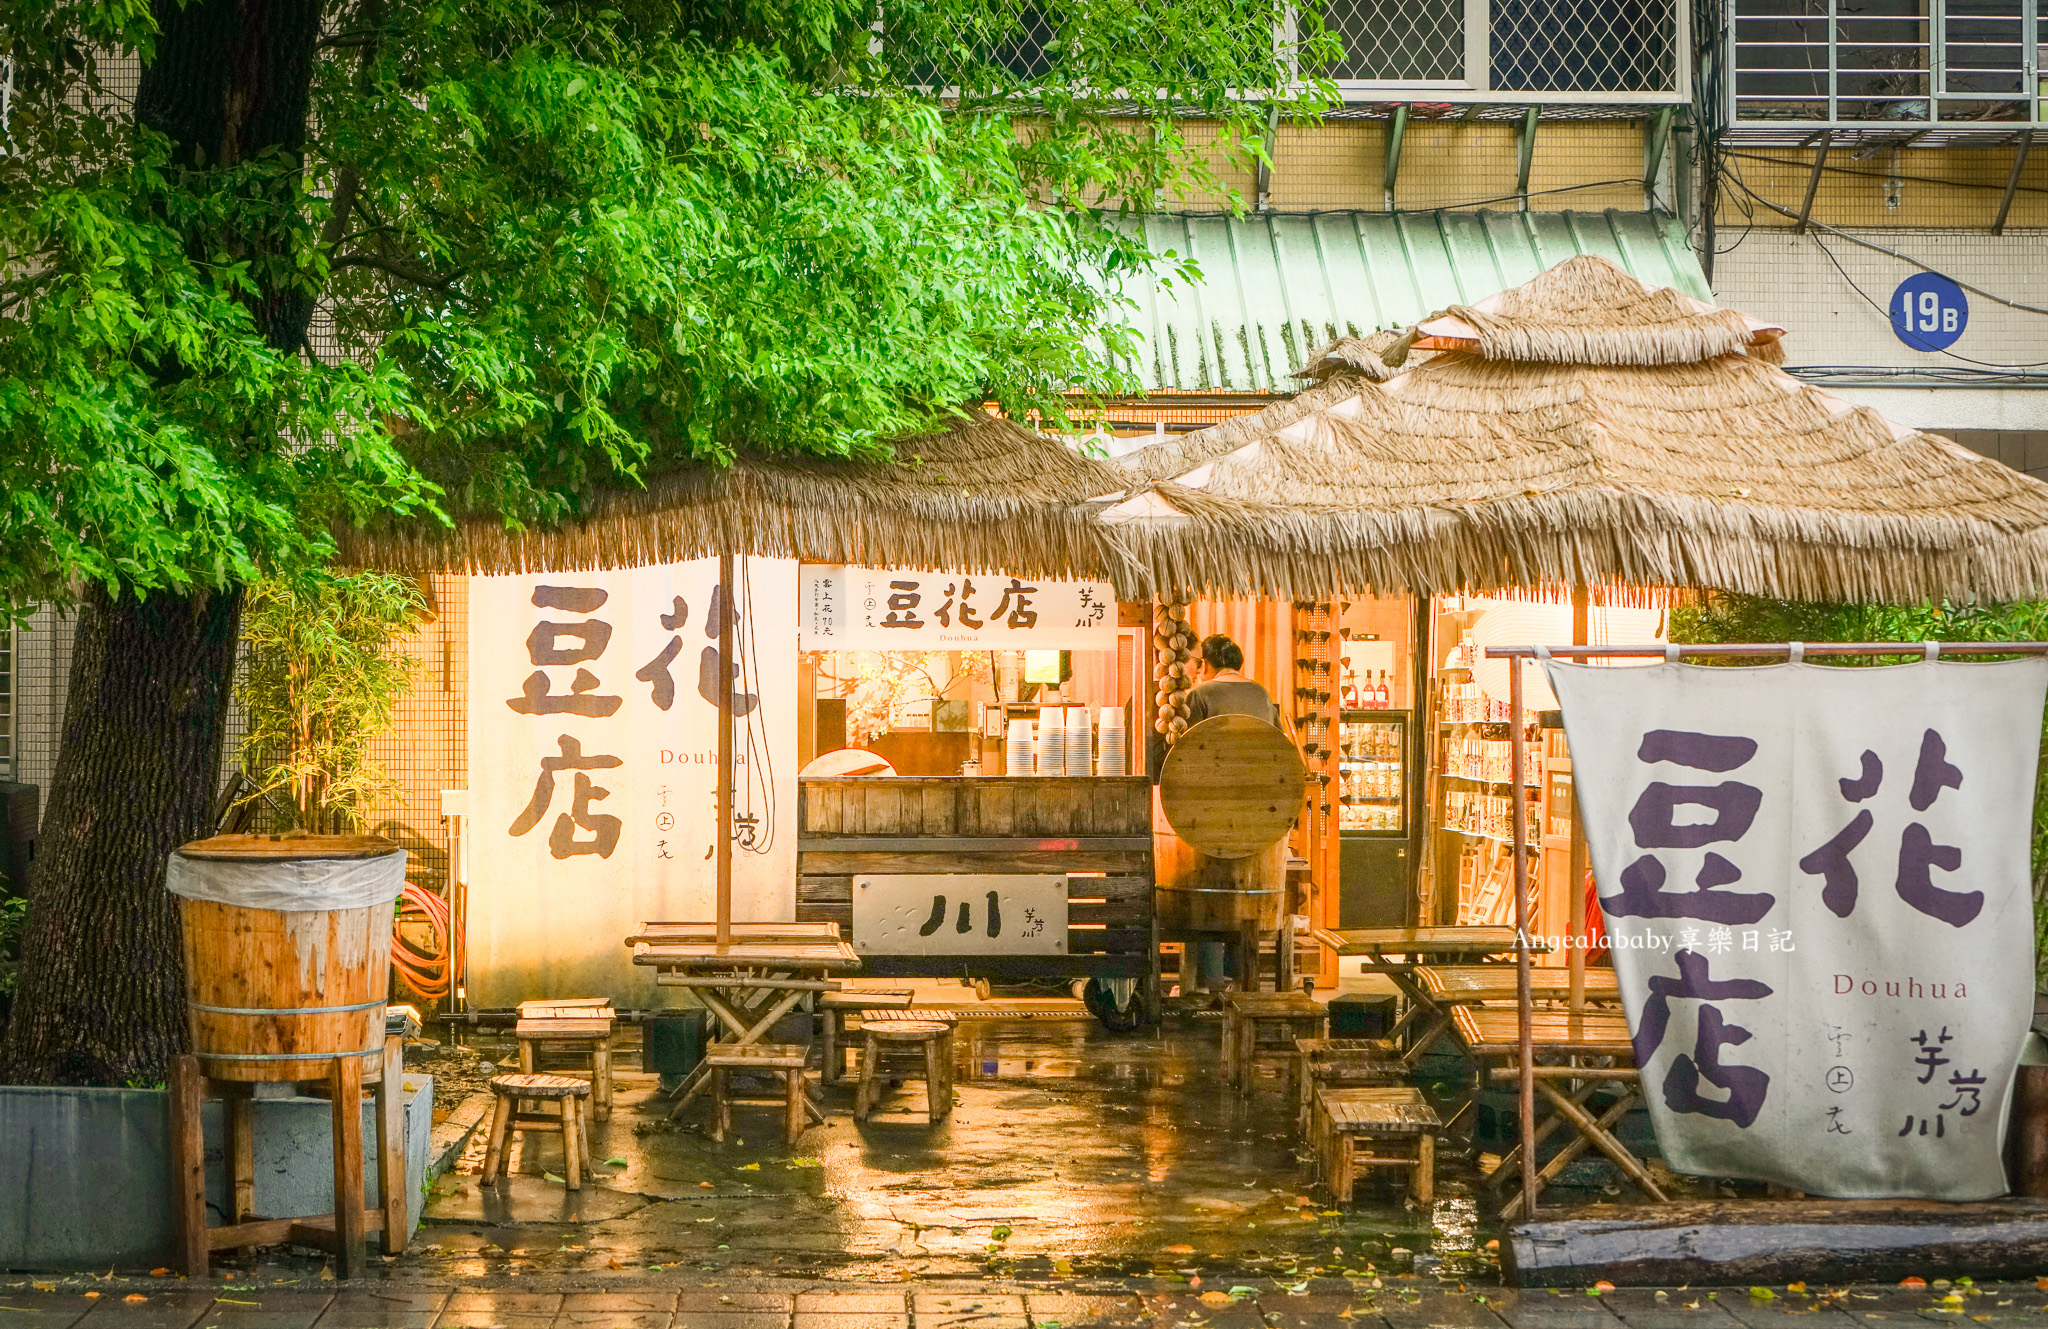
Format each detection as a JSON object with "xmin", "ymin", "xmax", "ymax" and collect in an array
[
  {"xmin": 1731, "ymin": 0, "xmax": 2043, "ymax": 124},
  {"xmin": 1312, "ymin": 0, "xmax": 1681, "ymax": 92},
  {"xmin": 0, "ymin": 625, "xmax": 11, "ymax": 782}
]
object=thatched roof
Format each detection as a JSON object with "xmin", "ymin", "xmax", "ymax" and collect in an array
[
  {"xmin": 1106, "ymin": 256, "xmax": 2048, "ymax": 604},
  {"xmin": 338, "ymin": 409, "xmax": 1130, "ymax": 583}
]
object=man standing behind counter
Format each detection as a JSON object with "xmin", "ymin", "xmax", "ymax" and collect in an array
[{"xmin": 1148, "ymin": 633, "xmax": 1281, "ymax": 780}]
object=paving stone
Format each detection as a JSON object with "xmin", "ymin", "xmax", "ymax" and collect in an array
[
  {"xmin": 77, "ymin": 1292, "xmax": 220, "ymax": 1329},
  {"xmin": 674, "ymin": 1294, "xmax": 795, "ymax": 1314},
  {"xmin": 1596, "ymin": 1288, "xmax": 1744, "ymax": 1329},
  {"xmin": 1020, "ymin": 1294, "xmax": 1147, "ymax": 1326},
  {"xmin": 442, "ymin": 1296, "xmax": 563, "ymax": 1316},
  {"xmin": 670, "ymin": 1315, "xmax": 795, "ymax": 1329},
  {"xmin": 1712, "ymin": 1293, "xmax": 1861, "ymax": 1329},
  {"xmin": 560, "ymin": 1293, "xmax": 676, "ymax": 1314},
  {"xmin": 915, "ymin": 1292, "xmax": 1028, "ymax": 1329},
  {"xmin": 789, "ymin": 1314, "xmax": 911, "ymax": 1329},
  {"xmin": 795, "ymin": 1296, "xmax": 910, "ymax": 1315},
  {"xmin": 327, "ymin": 1294, "xmax": 451, "ymax": 1316},
  {"xmin": 1376, "ymin": 1290, "xmax": 1513, "ymax": 1329},
  {"xmin": 0, "ymin": 1297, "xmax": 96, "ymax": 1329}
]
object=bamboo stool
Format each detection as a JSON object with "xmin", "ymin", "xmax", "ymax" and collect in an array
[
  {"xmin": 515, "ymin": 998, "xmax": 616, "ymax": 1121},
  {"xmin": 855, "ymin": 1021, "xmax": 954, "ymax": 1125},
  {"xmin": 169, "ymin": 1035, "xmax": 408, "ymax": 1278},
  {"xmin": 1311, "ymin": 1086, "xmax": 1441, "ymax": 1204},
  {"xmin": 1294, "ymin": 1037, "xmax": 1406, "ymax": 1132},
  {"xmin": 482, "ymin": 1073, "xmax": 593, "ymax": 1190},
  {"xmin": 818, "ymin": 989, "xmax": 915, "ymax": 1085},
  {"xmin": 1222, "ymin": 991, "xmax": 1327, "ymax": 1092},
  {"xmin": 703, "ymin": 1044, "xmax": 810, "ymax": 1146}
]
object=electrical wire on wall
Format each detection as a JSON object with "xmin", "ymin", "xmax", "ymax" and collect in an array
[{"xmin": 732, "ymin": 556, "xmax": 778, "ymax": 857}]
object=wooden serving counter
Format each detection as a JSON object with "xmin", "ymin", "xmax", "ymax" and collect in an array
[{"xmin": 795, "ymin": 776, "xmax": 1158, "ymax": 1019}]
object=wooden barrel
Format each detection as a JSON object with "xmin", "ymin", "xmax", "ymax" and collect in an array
[
  {"xmin": 1155, "ymin": 715, "xmax": 1306, "ymax": 933},
  {"xmin": 171, "ymin": 834, "xmax": 404, "ymax": 1082}
]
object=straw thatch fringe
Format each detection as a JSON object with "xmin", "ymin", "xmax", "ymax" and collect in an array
[
  {"xmin": 337, "ymin": 409, "xmax": 1143, "ymax": 590},
  {"xmin": 1295, "ymin": 331, "xmax": 1426, "ymax": 384}
]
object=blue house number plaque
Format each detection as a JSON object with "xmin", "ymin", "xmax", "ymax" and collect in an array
[{"xmin": 1889, "ymin": 272, "xmax": 1968, "ymax": 352}]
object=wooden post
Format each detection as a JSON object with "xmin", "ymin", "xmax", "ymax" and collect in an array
[
  {"xmin": 168, "ymin": 1055, "xmax": 209, "ymax": 1277},
  {"xmin": 226, "ymin": 1086, "xmax": 256, "ymax": 1260},
  {"xmin": 329, "ymin": 1054, "xmax": 367, "ymax": 1279},
  {"xmin": 1509, "ymin": 659, "xmax": 1537, "ymax": 1220},
  {"xmin": 377, "ymin": 1036, "xmax": 408, "ymax": 1254},
  {"xmin": 1568, "ymin": 586, "xmax": 1588, "ymax": 1015},
  {"xmin": 717, "ymin": 551, "xmax": 735, "ymax": 946}
]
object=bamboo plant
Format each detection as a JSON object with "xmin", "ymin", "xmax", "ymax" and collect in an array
[{"xmin": 234, "ymin": 571, "xmax": 426, "ymax": 832}]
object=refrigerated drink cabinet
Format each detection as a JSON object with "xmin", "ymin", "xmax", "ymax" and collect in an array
[{"xmin": 1336, "ymin": 709, "xmax": 1409, "ymax": 926}]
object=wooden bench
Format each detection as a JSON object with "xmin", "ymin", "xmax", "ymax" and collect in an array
[
  {"xmin": 1312, "ymin": 1086, "xmax": 1441, "ymax": 1204},
  {"xmin": 856, "ymin": 1020, "xmax": 954, "ymax": 1125},
  {"xmin": 1294, "ymin": 1037, "xmax": 1406, "ymax": 1131},
  {"xmin": 1222, "ymin": 991, "xmax": 1328, "ymax": 1092},
  {"xmin": 818, "ymin": 989, "xmax": 916, "ymax": 1084},
  {"xmin": 515, "ymin": 998, "xmax": 617, "ymax": 1121},
  {"xmin": 482, "ymin": 1073, "xmax": 594, "ymax": 1189},
  {"xmin": 704, "ymin": 1043, "xmax": 811, "ymax": 1147}
]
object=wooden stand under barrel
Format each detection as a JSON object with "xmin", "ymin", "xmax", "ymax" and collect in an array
[
  {"xmin": 1155, "ymin": 715, "xmax": 1309, "ymax": 992},
  {"xmin": 166, "ymin": 834, "xmax": 410, "ymax": 1278}
]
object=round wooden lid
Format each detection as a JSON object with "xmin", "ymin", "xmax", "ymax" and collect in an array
[
  {"xmin": 1158, "ymin": 714, "xmax": 1307, "ymax": 860},
  {"xmin": 176, "ymin": 833, "xmax": 400, "ymax": 861}
]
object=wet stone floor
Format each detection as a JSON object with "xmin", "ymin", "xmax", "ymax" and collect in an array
[{"xmin": 415, "ymin": 1012, "xmax": 1492, "ymax": 1284}]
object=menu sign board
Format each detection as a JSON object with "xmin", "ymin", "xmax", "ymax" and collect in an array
[{"xmin": 800, "ymin": 565, "xmax": 1116, "ymax": 651}]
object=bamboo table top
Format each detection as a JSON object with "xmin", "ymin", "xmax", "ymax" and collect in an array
[
  {"xmin": 629, "ymin": 937, "xmax": 863, "ymax": 972},
  {"xmin": 1315, "ymin": 1086, "xmax": 1441, "ymax": 1132},
  {"xmin": 514, "ymin": 1017, "xmax": 615, "ymax": 1038},
  {"xmin": 628, "ymin": 921, "xmax": 842, "ymax": 944},
  {"xmin": 1451, "ymin": 1005, "xmax": 1636, "ymax": 1057},
  {"xmin": 1312, "ymin": 927, "xmax": 1552, "ymax": 959},
  {"xmin": 1417, "ymin": 966, "xmax": 1620, "ymax": 1001}
]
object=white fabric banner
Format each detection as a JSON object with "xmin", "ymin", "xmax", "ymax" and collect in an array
[
  {"xmin": 1546, "ymin": 656, "xmax": 2047, "ymax": 1199},
  {"xmin": 466, "ymin": 560, "xmax": 797, "ymax": 1005},
  {"xmin": 799, "ymin": 565, "xmax": 1116, "ymax": 651}
]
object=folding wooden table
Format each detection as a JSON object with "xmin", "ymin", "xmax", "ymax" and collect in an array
[
  {"xmin": 1451, "ymin": 1004, "xmax": 1666, "ymax": 1218},
  {"xmin": 1311, "ymin": 927, "xmax": 1551, "ymax": 1066},
  {"xmin": 627, "ymin": 931, "xmax": 863, "ymax": 1119}
]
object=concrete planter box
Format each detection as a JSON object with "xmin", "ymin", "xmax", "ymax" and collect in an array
[{"xmin": 0, "ymin": 1075, "xmax": 431, "ymax": 1272}]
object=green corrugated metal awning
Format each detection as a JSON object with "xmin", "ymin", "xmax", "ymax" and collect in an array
[{"xmin": 1117, "ymin": 209, "xmax": 1709, "ymax": 393}]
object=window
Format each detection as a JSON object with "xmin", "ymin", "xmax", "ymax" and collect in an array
[
  {"xmin": 1313, "ymin": 0, "xmax": 1681, "ymax": 93},
  {"xmin": 1731, "ymin": 0, "xmax": 2041, "ymax": 124}
]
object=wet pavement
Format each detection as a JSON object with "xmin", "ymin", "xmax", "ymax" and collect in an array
[
  {"xmin": 4, "ymin": 1279, "xmax": 2046, "ymax": 1329},
  {"xmin": 410, "ymin": 1012, "xmax": 1492, "ymax": 1284}
]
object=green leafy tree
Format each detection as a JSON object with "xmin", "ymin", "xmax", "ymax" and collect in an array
[
  {"xmin": 0, "ymin": 0, "xmax": 1331, "ymax": 1081},
  {"xmin": 1671, "ymin": 595, "xmax": 2048, "ymax": 987},
  {"xmin": 235, "ymin": 571, "xmax": 425, "ymax": 831}
]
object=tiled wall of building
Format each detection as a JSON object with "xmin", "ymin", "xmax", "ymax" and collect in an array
[
  {"xmin": 1708, "ymin": 229, "xmax": 2048, "ymax": 374},
  {"xmin": 1715, "ymin": 145, "xmax": 2048, "ymax": 231},
  {"xmin": 1945, "ymin": 431, "xmax": 2048, "ymax": 481}
]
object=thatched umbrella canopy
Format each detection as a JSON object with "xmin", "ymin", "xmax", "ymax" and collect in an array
[
  {"xmin": 339, "ymin": 408, "xmax": 1135, "ymax": 585},
  {"xmin": 1105, "ymin": 256, "xmax": 2048, "ymax": 604}
]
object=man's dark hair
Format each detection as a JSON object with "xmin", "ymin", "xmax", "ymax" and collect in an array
[{"xmin": 1200, "ymin": 633, "xmax": 1244, "ymax": 672}]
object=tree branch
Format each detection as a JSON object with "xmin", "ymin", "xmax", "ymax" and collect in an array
[{"xmin": 331, "ymin": 252, "xmax": 455, "ymax": 288}]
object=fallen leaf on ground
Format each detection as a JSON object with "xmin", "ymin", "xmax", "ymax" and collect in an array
[
  {"xmin": 605, "ymin": 1157, "xmax": 628, "ymax": 1166},
  {"xmin": 992, "ymin": 1226, "xmax": 1011, "ymax": 1241},
  {"xmin": 699, "ymin": 1181, "xmax": 714, "ymax": 1188},
  {"xmin": 122, "ymin": 1296, "xmax": 147, "ymax": 1304},
  {"xmin": 1164, "ymin": 1245, "xmax": 1196, "ymax": 1255},
  {"xmin": 739, "ymin": 1163, "xmax": 760, "ymax": 1172},
  {"xmin": 1903, "ymin": 1279, "xmax": 1928, "ymax": 1289},
  {"xmin": 1200, "ymin": 1293, "xmax": 1233, "ymax": 1307},
  {"xmin": 148, "ymin": 1269, "xmax": 169, "ymax": 1278}
]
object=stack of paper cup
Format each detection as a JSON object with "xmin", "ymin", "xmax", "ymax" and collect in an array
[
  {"xmin": 1036, "ymin": 707, "xmax": 1065, "ymax": 776},
  {"xmin": 1005, "ymin": 718, "xmax": 1034, "ymax": 776},
  {"xmin": 1097, "ymin": 706, "xmax": 1127, "ymax": 776},
  {"xmin": 1065, "ymin": 705, "xmax": 1092, "ymax": 777}
]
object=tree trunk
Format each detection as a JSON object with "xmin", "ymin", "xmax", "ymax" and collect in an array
[
  {"xmin": 0, "ymin": 587, "xmax": 242, "ymax": 1084},
  {"xmin": 0, "ymin": 0, "xmax": 323, "ymax": 1084}
]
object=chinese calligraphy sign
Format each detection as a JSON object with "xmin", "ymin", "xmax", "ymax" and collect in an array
[
  {"xmin": 800, "ymin": 566, "xmax": 1117, "ymax": 651},
  {"xmin": 852, "ymin": 875, "xmax": 1069, "ymax": 956},
  {"xmin": 468, "ymin": 561, "xmax": 798, "ymax": 1005},
  {"xmin": 1546, "ymin": 656, "xmax": 2047, "ymax": 1200}
]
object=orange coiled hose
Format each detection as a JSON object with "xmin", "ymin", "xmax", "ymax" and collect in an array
[{"xmin": 391, "ymin": 880, "xmax": 458, "ymax": 1000}]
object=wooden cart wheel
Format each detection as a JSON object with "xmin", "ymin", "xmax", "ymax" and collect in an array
[{"xmin": 1158, "ymin": 714, "xmax": 1308, "ymax": 860}]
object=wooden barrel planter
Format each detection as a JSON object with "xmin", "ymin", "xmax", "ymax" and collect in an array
[
  {"xmin": 169, "ymin": 834, "xmax": 405, "ymax": 1082},
  {"xmin": 1155, "ymin": 715, "xmax": 1307, "ymax": 934}
]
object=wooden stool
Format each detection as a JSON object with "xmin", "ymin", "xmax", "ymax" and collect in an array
[
  {"xmin": 169, "ymin": 1036, "xmax": 409, "ymax": 1278},
  {"xmin": 515, "ymin": 998, "xmax": 617, "ymax": 1121},
  {"xmin": 855, "ymin": 1021, "xmax": 953, "ymax": 1125},
  {"xmin": 482, "ymin": 1074, "xmax": 593, "ymax": 1189},
  {"xmin": 704, "ymin": 1044, "xmax": 810, "ymax": 1147},
  {"xmin": 1222, "ymin": 992, "xmax": 1328, "ymax": 1091},
  {"xmin": 1294, "ymin": 1037, "xmax": 1405, "ymax": 1132},
  {"xmin": 1312, "ymin": 1086, "xmax": 1440, "ymax": 1204},
  {"xmin": 818, "ymin": 989, "xmax": 915, "ymax": 1084}
]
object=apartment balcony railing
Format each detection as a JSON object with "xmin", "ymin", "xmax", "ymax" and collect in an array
[{"xmin": 1728, "ymin": 0, "xmax": 2048, "ymax": 134}]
